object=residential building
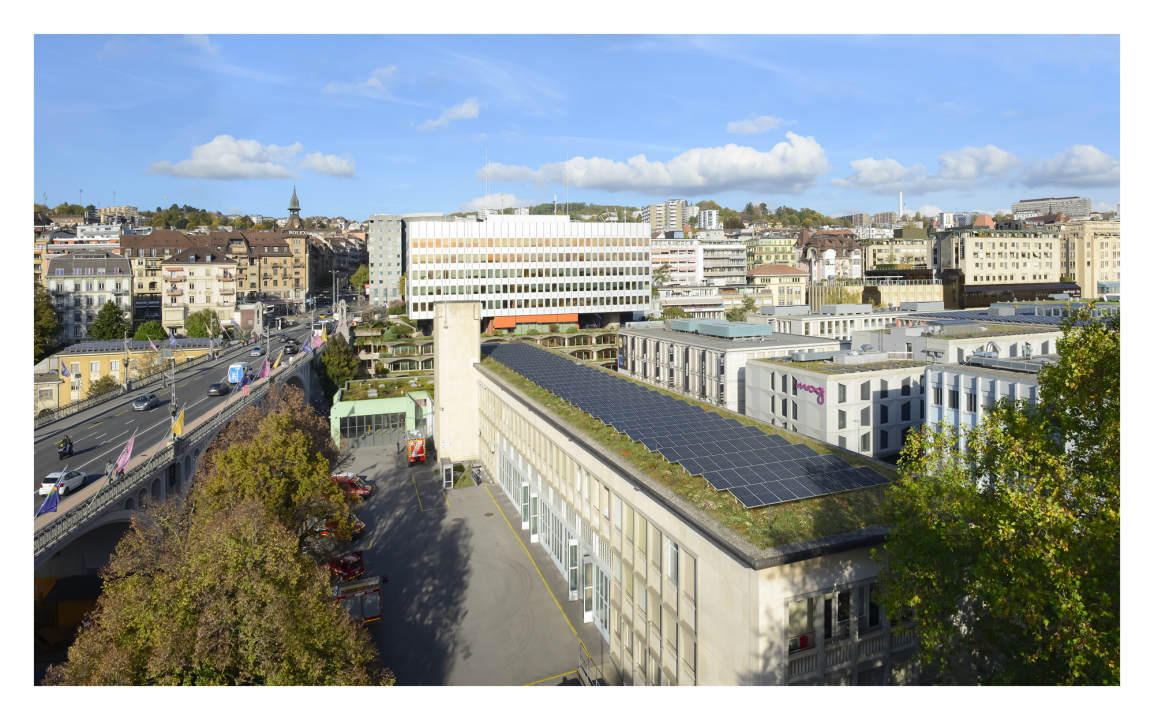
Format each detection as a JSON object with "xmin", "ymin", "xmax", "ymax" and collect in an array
[
  {"xmin": 48, "ymin": 215, "xmax": 85, "ymax": 226},
  {"xmin": 53, "ymin": 339, "xmax": 214, "ymax": 404},
  {"xmin": 925, "ymin": 354, "xmax": 1050, "ymax": 452},
  {"xmin": 745, "ymin": 232, "xmax": 799, "ymax": 270},
  {"xmin": 96, "ymin": 205, "xmax": 142, "ymax": 224},
  {"xmin": 796, "ymin": 229, "xmax": 862, "ymax": 281},
  {"xmin": 216, "ymin": 231, "xmax": 298, "ymax": 309},
  {"xmin": 34, "ymin": 371, "xmax": 63, "ymax": 414},
  {"xmin": 368, "ymin": 212, "xmax": 441, "ymax": 304},
  {"xmin": 938, "ymin": 212, "xmax": 955, "ymax": 229},
  {"xmin": 641, "ymin": 199, "xmax": 691, "ymax": 231},
  {"xmin": 854, "ymin": 226, "xmax": 894, "ymax": 240},
  {"xmin": 1012, "ymin": 196, "xmax": 1092, "ymax": 219},
  {"xmin": 745, "ymin": 265, "xmax": 807, "ymax": 306},
  {"xmin": 809, "ymin": 279, "xmax": 944, "ymax": 311},
  {"xmin": 1056, "ymin": 220, "xmax": 1121, "ymax": 300},
  {"xmin": 120, "ymin": 230, "xmax": 208, "ymax": 325},
  {"xmin": 699, "ymin": 237, "xmax": 747, "ymax": 286},
  {"xmin": 872, "ymin": 212, "xmax": 897, "ymax": 226},
  {"xmin": 405, "ymin": 214, "xmax": 651, "ymax": 333},
  {"xmin": 836, "ymin": 213, "xmax": 871, "ymax": 226},
  {"xmin": 43, "ymin": 252, "xmax": 133, "ymax": 343},
  {"xmin": 933, "ymin": 224, "xmax": 1060, "ymax": 288},
  {"xmin": 651, "ymin": 237, "xmax": 700, "ymax": 285},
  {"xmin": 852, "ymin": 318, "xmax": 1063, "ymax": 365},
  {"xmin": 746, "ymin": 304, "xmax": 919, "ymax": 342},
  {"xmin": 463, "ymin": 314, "xmax": 918, "ymax": 686},
  {"xmin": 76, "ymin": 224, "xmax": 132, "ymax": 241},
  {"xmin": 161, "ymin": 243, "xmax": 240, "ymax": 334},
  {"xmin": 861, "ymin": 227, "xmax": 930, "ymax": 270},
  {"xmin": 746, "ymin": 354, "xmax": 929, "ymax": 460},
  {"xmin": 697, "ymin": 209, "xmax": 720, "ymax": 230}
]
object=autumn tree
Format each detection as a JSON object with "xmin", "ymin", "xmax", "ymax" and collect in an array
[
  {"xmin": 875, "ymin": 303, "xmax": 1119, "ymax": 685},
  {"xmin": 88, "ymin": 300, "xmax": 131, "ymax": 341},
  {"xmin": 724, "ymin": 296, "xmax": 757, "ymax": 322}
]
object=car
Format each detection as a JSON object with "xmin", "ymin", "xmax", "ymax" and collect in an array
[
  {"xmin": 250, "ymin": 346, "xmax": 265, "ymax": 357},
  {"xmin": 207, "ymin": 382, "xmax": 228, "ymax": 396},
  {"xmin": 133, "ymin": 393, "xmax": 160, "ymax": 411},
  {"xmin": 278, "ymin": 334, "xmax": 286, "ymax": 341},
  {"xmin": 40, "ymin": 470, "xmax": 87, "ymax": 496},
  {"xmin": 283, "ymin": 344, "xmax": 299, "ymax": 355}
]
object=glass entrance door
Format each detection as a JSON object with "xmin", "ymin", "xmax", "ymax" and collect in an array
[
  {"xmin": 583, "ymin": 557, "xmax": 594, "ymax": 623},
  {"xmin": 520, "ymin": 483, "xmax": 530, "ymax": 530},
  {"xmin": 567, "ymin": 540, "xmax": 579, "ymax": 601},
  {"xmin": 529, "ymin": 493, "xmax": 539, "ymax": 543}
]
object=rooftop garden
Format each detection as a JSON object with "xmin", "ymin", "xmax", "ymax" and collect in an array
[
  {"xmin": 337, "ymin": 378, "xmax": 435, "ymax": 402},
  {"xmin": 755, "ymin": 357, "xmax": 927, "ymax": 375},
  {"xmin": 481, "ymin": 353, "xmax": 897, "ymax": 550}
]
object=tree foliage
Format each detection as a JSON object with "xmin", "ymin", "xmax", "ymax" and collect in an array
[
  {"xmin": 349, "ymin": 264, "xmax": 369, "ymax": 289},
  {"xmin": 651, "ymin": 262, "xmax": 671, "ymax": 296},
  {"xmin": 134, "ymin": 320, "xmax": 167, "ymax": 342},
  {"xmin": 34, "ymin": 282, "xmax": 59, "ymax": 361},
  {"xmin": 875, "ymin": 304, "xmax": 1120, "ymax": 685},
  {"xmin": 723, "ymin": 216, "xmax": 745, "ymax": 230},
  {"xmin": 50, "ymin": 202, "xmax": 86, "ymax": 215},
  {"xmin": 318, "ymin": 334, "xmax": 362, "ymax": 399},
  {"xmin": 724, "ymin": 296, "xmax": 757, "ymax": 322},
  {"xmin": 88, "ymin": 300, "xmax": 131, "ymax": 341},
  {"xmin": 184, "ymin": 309, "xmax": 222, "ymax": 339},
  {"xmin": 660, "ymin": 306, "xmax": 687, "ymax": 319},
  {"xmin": 88, "ymin": 374, "xmax": 121, "ymax": 395}
]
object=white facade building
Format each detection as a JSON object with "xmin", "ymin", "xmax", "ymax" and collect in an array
[
  {"xmin": 75, "ymin": 224, "xmax": 132, "ymax": 241},
  {"xmin": 406, "ymin": 215, "xmax": 652, "ymax": 327},
  {"xmin": 698, "ymin": 209, "xmax": 720, "ymax": 230},
  {"xmin": 925, "ymin": 356, "xmax": 1046, "ymax": 451},
  {"xmin": 938, "ymin": 212, "xmax": 955, "ymax": 230},
  {"xmin": 854, "ymin": 226, "xmax": 894, "ymax": 240}
]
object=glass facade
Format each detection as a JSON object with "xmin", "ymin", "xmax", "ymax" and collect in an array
[{"xmin": 339, "ymin": 411, "xmax": 406, "ymax": 441}]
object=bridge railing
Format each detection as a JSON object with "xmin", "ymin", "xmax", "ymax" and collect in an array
[{"xmin": 32, "ymin": 342, "xmax": 329, "ymax": 559}]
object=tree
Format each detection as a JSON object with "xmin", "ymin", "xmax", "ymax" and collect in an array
[
  {"xmin": 184, "ymin": 309, "xmax": 223, "ymax": 339},
  {"xmin": 822, "ymin": 284, "xmax": 861, "ymax": 305},
  {"xmin": 134, "ymin": 320, "xmax": 167, "ymax": 342},
  {"xmin": 651, "ymin": 262, "xmax": 671, "ymax": 297},
  {"xmin": 759, "ymin": 202, "xmax": 770, "ymax": 217},
  {"xmin": 725, "ymin": 296, "xmax": 757, "ymax": 322},
  {"xmin": 661, "ymin": 306, "xmax": 687, "ymax": 319},
  {"xmin": 723, "ymin": 216, "xmax": 745, "ymax": 230},
  {"xmin": 34, "ymin": 282, "xmax": 59, "ymax": 361},
  {"xmin": 349, "ymin": 264, "xmax": 369, "ymax": 289},
  {"xmin": 88, "ymin": 300, "xmax": 131, "ymax": 341},
  {"xmin": 398, "ymin": 272, "xmax": 406, "ymax": 301},
  {"xmin": 51, "ymin": 202, "xmax": 85, "ymax": 216},
  {"xmin": 743, "ymin": 202, "xmax": 757, "ymax": 217},
  {"xmin": 317, "ymin": 335, "xmax": 362, "ymax": 399},
  {"xmin": 88, "ymin": 374, "xmax": 121, "ymax": 396},
  {"xmin": 697, "ymin": 200, "xmax": 722, "ymax": 211},
  {"xmin": 875, "ymin": 303, "xmax": 1119, "ymax": 685},
  {"xmin": 687, "ymin": 216, "xmax": 698, "ymax": 229}
]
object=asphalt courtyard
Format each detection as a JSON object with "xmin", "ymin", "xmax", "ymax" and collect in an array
[{"xmin": 342, "ymin": 444, "xmax": 611, "ymax": 686}]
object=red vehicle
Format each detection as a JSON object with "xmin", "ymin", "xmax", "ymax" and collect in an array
[
  {"xmin": 332, "ymin": 575, "xmax": 382, "ymax": 624},
  {"xmin": 332, "ymin": 473, "xmax": 372, "ymax": 499},
  {"xmin": 326, "ymin": 550, "xmax": 365, "ymax": 582},
  {"xmin": 407, "ymin": 430, "xmax": 426, "ymax": 464},
  {"xmin": 305, "ymin": 513, "xmax": 366, "ymax": 541}
]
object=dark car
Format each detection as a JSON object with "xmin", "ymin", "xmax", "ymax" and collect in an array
[
  {"xmin": 284, "ymin": 343, "xmax": 299, "ymax": 355},
  {"xmin": 278, "ymin": 334, "xmax": 286, "ymax": 342},
  {"xmin": 207, "ymin": 382, "xmax": 228, "ymax": 396}
]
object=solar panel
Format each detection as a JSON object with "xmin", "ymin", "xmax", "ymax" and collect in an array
[{"xmin": 483, "ymin": 342, "xmax": 891, "ymax": 508}]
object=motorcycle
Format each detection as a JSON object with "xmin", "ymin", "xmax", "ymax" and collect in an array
[{"xmin": 57, "ymin": 440, "xmax": 73, "ymax": 460}]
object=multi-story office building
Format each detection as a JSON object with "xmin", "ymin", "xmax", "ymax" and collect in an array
[
  {"xmin": 852, "ymin": 318, "xmax": 1063, "ymax": 365},
  {"xmin": 746, "ymin": 304, "xmax": 915, "ymax": 342},
  {"xmin": 836, "ymin": 213, "xmax": 871, "ymax": 226},
  {"xmin": 43, "ymin": 252, "xmax": 133, "ymax": 343},
  {"xmin": 161, "ymin": 243, "xmax": 240, "ymax": 333},
  {"xmin": 617, "ymin": 319, "xmax": 841, "ymax": 414},
  {"xmin": 933, "ymin": 225, "xmax": 1059, "ymax": 286},
  {"xmin": 642, "ymin": 199, "xmax": 690, "ymax": 231},
  {"xmin": 699, "ymin": 238, "xmax": 747, "ymax": 285},
  {"xmin": 1012, "ymin": 196, "xmax": 1091, "ymax": 219},
  {"xmin": 872, "ymin": 212, "xmax": 897, "ymax": 226},
  {"xmin": 745, "ymin": 265, "xmax": 807, "ymax": 306},
  {"xmin": 366, "ymin": 213, "xmax": 413, "ymax": 303},
  {"xmin": 746, "ymin": 353, "xmax": 929, "ymax": 460},
  {"xmin": 697, "ymin": 209, "xmax": 719, "ymax": 230},
  {"xmin": 862, "ymin": 227, "xmax": 930, "ymax": 270},
  {"xmin": 406, "ymin": 215, "xmax": 651, "ymax": 333},
  {"xmin": 1057, "ymin": 220, "xmax": 1121, "ymax": 299},
  {"xmin": 745, "ymin": 233, "xmax": 798, "ymax": 270},
  {"xmin": 925, "ymin": 354, "xmax": 1049, "ymax": 452}
]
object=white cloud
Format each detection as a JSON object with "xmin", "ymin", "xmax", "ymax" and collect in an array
[
  {"xmin": 479, "ymin": 132, "xmax": 831, "ymax": 196},
  {"xmin": 418, "ymin": 98, "xmax": 481, "ymax": 132},
  {"xmin": 300, "ymin": 152, "xmax": 356, "ymax": 179},
  {"xmin": 916, "ymin": 205, "xmax": 942, "ymax": 217},
  {"xmin": 1005, "ymin": 109, "xmax": 1023, "ymax": 116},
  {"xmin": 458, "ymin": 193, "xmax": 535, "ymax": 213},
  {"xmin": 831, "ymin": 144, "xmax": 1020, "ymax": 196},
  {"xmin": 995, "ymin": 208, "xmax": 1011, "ymax": 216},
  {"xmin": 1095, "ymin": 201, "xmax": 1118, "ymax": 212},
  {"xmin": 1016, "ymin": 144, "xmax": 1119, "ymax": 188},
  {"xmin": 182, "ymin": 34, "xmax": 221, "ymax": 56},
  {"xmin": 726, "ymin": 116, "xmax": 784, "ymax": 134},
  {"xmin": 147, "ymin": 135, "xmax": 354, "ymax": 180}
]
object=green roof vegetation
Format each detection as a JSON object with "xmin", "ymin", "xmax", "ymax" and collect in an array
[
  {"xmin": 755, "ymin": 357, "xmax": 927, "ymax": 375},
  {"xmin": 337, "ymin": 378, "xmax": 435, "ymax": 402},
  {"xmin": 481, "ymin": 353, "xmax": 897, "ymax": 550}
]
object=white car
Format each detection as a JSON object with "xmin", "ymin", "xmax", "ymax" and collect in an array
[{"xmin": 40, "ymin": 469, "xmax": 87, "ymax": 496}]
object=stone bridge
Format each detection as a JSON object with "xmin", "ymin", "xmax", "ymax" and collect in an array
[{"xmin": 34, "ymin": 332, "xmax": 340, "ymax": 574}]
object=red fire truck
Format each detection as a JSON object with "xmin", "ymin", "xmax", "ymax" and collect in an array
[
  {"xmin": 332, "ymin": 473, "xmax": 372, "ymax": 499},
  {"xmin": 326, "ymin": 551, "xmax": 365, "ymax": 582},
  {"xmin": 332, "ymin": 575, "xmax": 382, "ymax": 624},
  {"xmin": 407, "ymin": 430, "xmax": 426, "ymax": 464}
]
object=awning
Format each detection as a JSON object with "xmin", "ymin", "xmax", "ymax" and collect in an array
[
  {"xmin": 513, "ymin": 314, "xmax": 579, "ymax": 324},
  {"xmin": 493, "ymin": 317, "xmax": 516, "ymax": 329}
]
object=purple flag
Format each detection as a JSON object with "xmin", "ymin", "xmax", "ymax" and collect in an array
[
  {"xmin": 59, "ymin": 364, "xmax": 70, "ymax": 378},
  {"xmin": 36, "ymin": 480, "xmax": 63, "ymax": 517},
  {"xmin": 258, "ymin": 360, "xmax": 270, "ymax": 379}
]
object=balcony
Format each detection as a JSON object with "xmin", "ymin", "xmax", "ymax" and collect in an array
[
  {"xmin": 166, "ymin": 273, "xmax": 186, "ymax": 281},
  {"xmin": 219, "ymin": 287, "xmax": 235, "ymax": 294},
  {"xmin": 166, "ymin": 288, "xmax": 183, "ymax": 296}
]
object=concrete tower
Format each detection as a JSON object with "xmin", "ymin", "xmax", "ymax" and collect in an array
[{"xmin": 899, "ymin": 191, "xmax": 903, "ymax": 220}]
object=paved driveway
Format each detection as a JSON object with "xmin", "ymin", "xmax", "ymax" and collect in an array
[{"xmin": 343, "ymin": 445, "xmax": 609, "ymax": 686}]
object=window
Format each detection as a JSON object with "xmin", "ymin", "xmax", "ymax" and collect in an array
[
  {"xmin": 880, "ymin": 404, "xmax": 888, "ymax": 424},
  {"xmin": 858, "ymin": 582, "xmax": 882, "ymax": 635},
  {"xmin": 838, "ymin": 409, "xmax": 846, "ymax": 430},
  {"xmin": 933, "ymin": 387, "xmax": 943, "ymax": 406},
  {"xmin": 838, "ymin": 383, "xmax": 846, "ymax": 404},
  {"xmin": 667, "ymin": 541, "xmax": 679, "ymax": 585},
  {"xmin": 860, "ymin": 380, "xmax": 870, "ymax": 401},
  {"xmin": 879, "ymin": 430, "xmax": 888, "ymax": 449},
  {"xmin": 637, "ymin": 516, "xmax": 647, "ymax": 556},
  {"xmin": 860, "ymin": 432, "xmax": 871, "ymax": 452},
  {"xmin": 860, "ymin": 407, "xmax": 870, "ymax": 427},
  {"xmin": 626, "ymin": 506, "xmax": 634, "ymax": 542},
  {"xmin": 901, "ymin": 402, "xmax": 910, "ymax": 422},
  {"xmin": 880, "ymin": 379, "xmax": 889, "ymax": 399},
  {"xmin": 625, "ymin": 566, "xmax": 634, "ymax": 599},
  {"xmin": 791, "ymin": 377, "xmax": 797, "ymax": 396},
  {"xmin": 788, "ymin": 597, "xmax": 817, "ymax": 654},
  {"xmin": 948, "ymin": 389, "xmax": 959, "ymax": 410},
  {"xmin": 901, "ymin": 377, "xmax": 911, "ymax": 396},
  {"xmin": 614, "ymin": 496, "xmax": 622, "ymax": 530},
  {"xmin": 824, "ymin": 591, "xmax": 851, "ymax": 641},
  {"xmin": 792, "ymin": 400, "xmax": 797, "ymax": 420}
]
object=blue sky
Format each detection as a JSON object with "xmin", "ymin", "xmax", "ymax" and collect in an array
[{"xmin": 34, "ymin": 34, "xmax": 1120, "ymax": 221}]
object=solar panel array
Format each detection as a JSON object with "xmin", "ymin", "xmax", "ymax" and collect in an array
[
  {"xmin": 907, "ymin": 310, "xmax": 1069, "ymax": 326},
  {"xmin": 484, "ymin": 342, "xmax": 888, "ymax": 509},
  {"xmin": 63, "ymin": 338, "xmax": 217, "ymax": 353}
]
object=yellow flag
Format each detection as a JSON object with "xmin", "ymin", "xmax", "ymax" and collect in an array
[
  {"xmin": 273, "ymin": 349, "xmax": 284, "ymax": 370},
  {"xmin": 321, "ymin": 327, "xmax": 328, "ymax": 342},
  {"xmin": 172, "ymin": 408, "xmax": 185, "ymax": 436}
]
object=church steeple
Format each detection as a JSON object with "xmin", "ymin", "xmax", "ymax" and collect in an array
[
  {"xmin": 285, "ymin": 186, "xmax": 303, "ymax": 231},
  {"xmin": 288, "ymin": 185, "xmax": 300, "ymax": 213}
]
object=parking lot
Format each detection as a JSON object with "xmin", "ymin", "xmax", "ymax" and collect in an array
[{"xmin": 342, "ymin": 444, "xmax": 611, "ymax": 686}]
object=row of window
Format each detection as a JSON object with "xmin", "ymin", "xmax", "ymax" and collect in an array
[
  {"xmin": 412, "ymin": 252, "xmax": 650, "ymax": 264},
  {"xmin": 412, "ymin": 236, "xmax": 651, "ymax": 249},
  {"xmin": 413, "ymin": 266, "xmax": 649, "ymax": 281},
  {"xmin": 53, "ymin": 267, "xmax": 125, "ymax": 275}
]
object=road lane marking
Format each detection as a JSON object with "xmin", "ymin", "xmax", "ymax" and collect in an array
[
  {"xmin": 486, "ymin": 486, "xmax": 591, "ymax": 662},
  {"xmin": 114, "ymin": 410, "xmax": 129, "ymax": 417},
  {"xmin": 87, "ymin": 422, "xmax": 102, "ymax": 429},
  {"xmin": 524, "ymin": 670, "xmax": 577, "ymax": 686},
  {"xmin": 95, "ymin": 433, "xmax": 106, "ymax": 439}
]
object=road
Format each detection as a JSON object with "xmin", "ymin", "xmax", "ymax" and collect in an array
[{"xmin": 32, "ymin": 321, "xmax": 319, "ymax": 514}]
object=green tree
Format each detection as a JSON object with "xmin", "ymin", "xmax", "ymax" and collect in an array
[
  {"xmin": 184, "ymin": 309, "xmax": 223, "ymax": 339},
  {"xmin": 687, "ymin": 215, "xmax": 698, "ymax": 229},
  {"xmin": 822, "ymin": 284, "xmax": 861, "ymax": 305},
  {"xmin": 34, "ymin": 282, "xmax": 59, "ymax": 361},
  {"xmin": 51, "ymin": 202, "xmax": 85, "ymax": 215},
  {"xmin": 134, "ymin": 320, "xmax": 167, "ymax": 342},
  {"xmin": 88, "ymin": 301, "xmax": 131, "ymax": 341},
  {"xmin": 398, "ymin": 271, "xmax": 406, "ymax": 301},
  {"xmin": 661, "ymin": 306, "xmax": 687, "ymax": 319},
  {"xmin": 723, "ymin": 216, "xmax": 745, "ymax": 230},
  {"xmin": 651, "ymin": 262, "xmax": 671, "ymax": 297},
  {"xmin": 697, "ymin": 200, "xmax": 722, "ymax": 211},
  {"xmin": 724, "ymin": 296, "xmax": 757, "ymax": 322},
  {"xmin": 349, "ymin": 264, "xmax": 369, "ymax": 289},
  {"xmin": 759, "ymin": 202, "xmax": 769, "ymax": 217},
  {"xmin": 875, "ymin": 303, "xmax": 1119, "ymax": 685},
  {"xmin": 317, "ymin": 335, "xmax": 362, "ymax": 399},
  {"xmin": 87, "ymin": 374, "xmax": 121, "ymax": 396},
  {"xmin": 743, "ymin": 202, "xmax": 757, "ymax": 217}
]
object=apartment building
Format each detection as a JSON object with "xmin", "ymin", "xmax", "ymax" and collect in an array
[
  {"xmin": 745, "ymin": 265, "xmax": 807, "ymax": 306},
  {"xmin": 161, "ymin": 243, "xmax": 240, "ymax": 333},
  {"xmin": 1057, "ymin": 220, "xmax": 1121, "ymax": 300},
  {"xmin": 366, "ymin": 213, "xmax": 412, "ymax": 303},
  {"xmin": 1012, "ymin": 196, "xmax": 1091, "ymax": 219},
  {"xmin": 746, "ymin": 354, "xmax": 929, "ymax": 460},
  {"xmin": 617, "ymin": 319, "xmax": 840, "ymax": 414},
  {"xmin": 43, "ymin": 252, "xmax": 133, "ymax": 343},
  {"xmin": 925, "ymin": 354, "xmax": 1048, "ymax": 452},
  {"xmin": 651, "ymin": 237, "xmax": 700, "ymax": 285},
  {"xmin": 797, "ymin": 230, "xmax": 862, "ymax": 281},
  {"xmin": 697, "ymin": 209, "xmax": 720, "ymax": 230},
  {"xmin": 933, "ymin": 225, "xmax": 1060, "ymax": 285},
  {"xmin": 406, "ymin": 214, "xmax": 651, "ymax": 332},
  {"xmin": 745, "ymin": 233, "xmax": 798, "ymax": 270},
  {"xmin": 641, "ymin": 199, "xmax": 691, "ymax": 231},
  {"xmin": 836, "ymin": 213, "xmax": 871, "ymax": 226},
  {"xmin": 862, "ymin": 227, "xmax": 930, "ymax": 270},
  {"xmin": 454, "ymin": 312, "xmax": 918, "ymax": 686},
  {"xmin": 854, "ymin": 226, "xmax": 894, "ymax": 240},
  {"xmin": 120, "ymin": 230, "xmax": 208, "ymax": 325},
  {"xmin": 871, "ymin": 212, "xmax": 897, "ymax": 226}
]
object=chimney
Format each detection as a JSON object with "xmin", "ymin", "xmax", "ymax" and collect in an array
[{"xmin": 899, "ymin": 191, "xmax": 903, "ymax": 219}]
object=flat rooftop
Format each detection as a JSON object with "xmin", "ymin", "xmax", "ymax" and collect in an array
[
  {"xmin": 479, "ymin": 350, "xmax": 896, "ymax": 553},
  {"xmin": 620, "ymin": 326, "xmax": 837, "ymax": 351},
  {"xmin": 755, "ymin": 357, "xmax": 929, "ymax": 375},
  {"xmin": 873, "ymin": 324, "xmax": 1059, "ymax": 340}
]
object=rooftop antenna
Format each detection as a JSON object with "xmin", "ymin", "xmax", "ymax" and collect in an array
[{"xmin": 565, "ymin": 154, "xmax": 569, "ymax": 217}]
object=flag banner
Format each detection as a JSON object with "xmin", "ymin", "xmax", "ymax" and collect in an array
[
  {"xmin": 36, "ymin": 480, "xmax": 62, "ymax": 517},
  {"xmin": 115, "ymin": 436, "xmax": 135, "ymax": 473},
  {"xmin": 168, "ymin": 328, "xmax": 176, "ymax": 346},
  {"xmin": 59, "ymin": 364, "xmax": 70, "ymax": 378},
  {"xmin": 172, "ymin": 408, "xmax": 185, "ymax": 436},
  {"xmin": 149, "ymin": 339, "xmax": 159, "ymax": 352},
  {"xmin": 273, "ymin": 349, "xmax": 284, "ymax": 370},
  {"xmin": 258, "ymin": 361, "xmax": 270, "ymax": 379}
]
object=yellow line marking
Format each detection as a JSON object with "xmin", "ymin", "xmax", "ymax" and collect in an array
[
  {"xmin": 114, "ymin": 410, "xmax": 129, "ymax": 417},
  {"xmin": 524, "ymin": 670, "xmax": 577, "ymax": 686},
  {"xmin": 486, "ymin": 486, "xmax": 591, "ymax": 661},
  {"xmin": 87, "ymin": 422, "xmax": 102, "ymax": 429},
  {"xmin": 411, "ymin": 471, "xmax": 449, "ymax": 511}
]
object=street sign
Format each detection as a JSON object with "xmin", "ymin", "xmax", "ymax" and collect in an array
[{"xmin": 161, "ymin": 349, "xmax": 173, "ymax": 358}]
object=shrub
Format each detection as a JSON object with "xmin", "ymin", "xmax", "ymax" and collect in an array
[{"xmin": 548, "ymin": 324, "xmax": 559, "ymax": 333}]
